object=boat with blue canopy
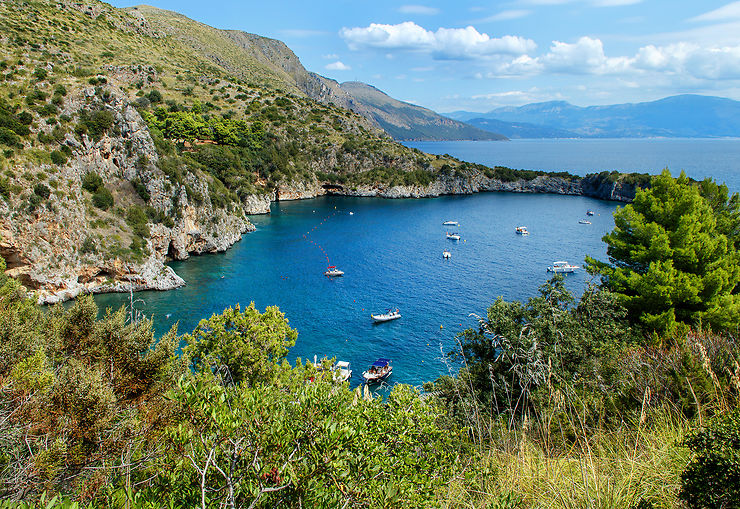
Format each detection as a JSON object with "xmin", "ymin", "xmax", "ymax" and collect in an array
[{"xmin": 362, "ymin": 358, "xmax": 392, "ymax": 384}]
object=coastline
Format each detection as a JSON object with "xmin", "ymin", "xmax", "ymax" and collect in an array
[{"xmin": 31, "ymin": 171, "xmax": 634, "ymax": 304}]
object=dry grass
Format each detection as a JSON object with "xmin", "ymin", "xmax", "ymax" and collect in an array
[{"xmin": 442, "ymin": 410, "xmax": 690, "ymax": 509}]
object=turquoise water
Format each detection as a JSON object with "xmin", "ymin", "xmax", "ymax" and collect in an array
[
  {"xmin": 95, "ymin": 193, "xmax": 617, "ymax": 387},
  {"xmin": 405, "ymin": 138, "xmax": 740, "ymax": 191}
]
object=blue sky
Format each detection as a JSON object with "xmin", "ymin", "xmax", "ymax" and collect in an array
[{"xmin": 109, "ymin": 1, "xmax": 740, "ymax": 113}]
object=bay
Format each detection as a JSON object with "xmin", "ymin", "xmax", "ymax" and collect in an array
[
  {"xmin": 94, "ymin": 193, "xmax": 617, "ymax": 388},
  {"xmin": 405, "ymin": 138, "xmax": 740, "ymax": 191}
]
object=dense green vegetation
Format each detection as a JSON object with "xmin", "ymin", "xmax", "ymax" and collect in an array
[
  {"xmin": 587, "ymin": 170, "xmax": 740, "ymax": 336},
  {"xmin": 1, "ymin": 0, "xmax": 738, "ymax": 506},
  {"xmin": 0, "ymin": 257, "xmax": 467, "ymax": 507},
  {"xmin": 3, "ymin": 172, "xmax": 740, "ymax": 507}
]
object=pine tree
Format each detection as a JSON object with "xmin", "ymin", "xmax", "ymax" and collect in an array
[{"xmin": 586, "ymin": 169, "xmax": 740, "ymax": 336}]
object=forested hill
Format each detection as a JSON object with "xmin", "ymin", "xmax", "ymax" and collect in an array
[{"xmin": 124, "ymin": 5, "xmax": 505, "ymax": 141}]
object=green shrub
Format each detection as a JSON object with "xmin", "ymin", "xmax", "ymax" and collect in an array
[
  {"xmin": 146, "ymin": 89, "xmax": 162, "ymax": 104},
  {"xmin": 0, "ymin": 177, "xmax": 9, "ymax": 198},
  {"xmin": 131, "ymin": 178, "xmax": 150, "ymax": 202},
  {"xmin": 50, "ymin": 150, "xmax": 67, "ymax": 166},
  {"xmin": 82, "ymin": 172, "xmax": 104, "ymax": 193},
  {"xmin": 680, "ymin": 407, "xmax": 740, "ymax": 508},
  {"xmin": 33, "ymin": 183, "xmax": 50, "ymax": 199},
  {"xmin": 0, "ymin": 127, "xmax": 20, "ymax": 147},
  {"xmin": 33, "ymin": 67, "xmax": 48, "ymax": 80},
  {"xmin": 126, "ymin": 205, "xmax": 150, "ymax": 238},
  {"xmin": 92, "ymin": 187, "xmax": 113, "ymax": 210},
  {"xmin": 76, "ymin": 109, "xmax": 115, "ymax": 141},
  {"xmin": 80, "ymin": 236, "xmax": 96, "ymax": 254}
]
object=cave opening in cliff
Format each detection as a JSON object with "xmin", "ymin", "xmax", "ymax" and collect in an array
[
  {"xmin": 321, "ymin": 184, "xmax": 344, "ymax": 192},
  {"xmin": 166, "ymin": 240, "xmax": 178, "ymax": 261}
]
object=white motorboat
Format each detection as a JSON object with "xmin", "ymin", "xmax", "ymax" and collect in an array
[
  {"xmin": 362, "ymin": 358, "xmax": 392, "ymax": 384},
  {"xmin": 547, "ymin": 261, "xmax": 579, "ymax": 273},
  {"xmin": 515, "ymin": 226, "xmax": 529, "ymax": 235},
  {"xmin": 446, "ymin": 232, "xmax": 461, "ymax": 240},
  {"xmin": 309, "ymin": 356, "xmax": 352, "ymax": 383},
  {"xmin": 324, "ymin": 265, "xmax": 344, "ymax": 277},
  {"xmin": 333, "ymin": 361, "xmax": 352, "ymax": 383},
  {"xmin": 586, "ymin": 210, "xmax": 594, "ymax": 216},
  {"xmin": 371, "ymin": 309, "xmax": 401, "ymax": 323},
  {"xmin": 443, "ymin": 250, "xmax": 451, "ymax": 259},
  {"xmin": 443, "ymin": 221, "xmax": 459, "ymax": 226},
  {"xmin": 578, "ymin": 219, "xmax": 592, "ymax": 224}
]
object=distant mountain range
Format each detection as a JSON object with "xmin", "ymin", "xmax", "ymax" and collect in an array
[
  {"xmin": 337, "ymin": 82, "xmax": 506, "ymax": 141},
  {"xmin": 448, "ymin": 95, "xmax": 740, "ymax": 138}
]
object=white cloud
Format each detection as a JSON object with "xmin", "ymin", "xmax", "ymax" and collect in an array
[
  {"xmin": 633, "ymin": 43, "xmax": 740, "ymax": 79},
  {"xmin": 339, "ymin": 22, "xmax": 536, "ymax": 59},
  {"xmin": 479, "ymin": 10, "xmax": 532, "ymax": 22},
  {"xmin": 398, "ymin": 5, "xmax": 440, "ymax": 15},
  {"xmin": 689, "ymin": 1, "xmax": 740, "ymax": 22},
  {"xmin": 541, "ymin": 36, "xmax": 630, "ymax": 74},
  {"xmin": 325, "ymin": 61, "xmax": 351, "ymax": 71},
  {"xmin": 322, "ymin": 53, "xmax": 339, "ymax": 60}
]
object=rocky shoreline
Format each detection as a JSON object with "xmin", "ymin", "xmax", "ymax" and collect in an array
[
  {"xmin": 0, "ymin": 89, "xmax": 639, "ymax": 305},
  {"xmin": 271, "ymin": 171, "xmax": 639, "ymax": 204}
]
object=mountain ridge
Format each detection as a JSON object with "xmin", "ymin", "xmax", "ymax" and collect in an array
[
  {"xmin": 127, "ymin": 5, "xmax": 504, "ymax": 142},
  {"xmin": 448, "ymin": 94, "xmax": 740, "ymax": 138}
]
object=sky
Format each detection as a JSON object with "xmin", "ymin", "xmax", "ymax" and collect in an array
[{"xmin": 108, "ymin": 0, "xmax": 740, "ymax": 113}]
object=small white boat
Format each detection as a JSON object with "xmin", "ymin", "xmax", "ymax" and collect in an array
[
  {"xmin": 547, "ymin": 261, "xmax": 579, "ymax": 273},
  {"xmin": 309, "ymin": 356, "xmax": 352, "ymax": 383},
  {"xmin": 371, "ymin": 309, "xmax": 401, "ymax": 323},
  {"xmin": 324, "ymin": 266, "xmax": 344, "ymax": 277},
  {"xmin": 362, "ymin": 358, "xmax": 392, "ymax": 384},
  {"xmin": 578, "ymin": 219, "xmax": 592, "ymax": 224},
  {"xmin": 443, "ymin": 250, "xmax": 451, "ymax": 259},
  {"xmin": 586, "ymin": 210, "xmax": 594, "ymax": 216},
  {"xmin": 515, "ymin": 226, "xmax": 529, "ymax": 235},
  {"xmin": 333, "ymin": 361, "xmax": 352, "ymax": 383},
  {"xmin": 443, "ymin": 220, "xmax": 459, "ymax": 226},
  {"xmin": 446, "ymin": 232, "xmax": 461, "ymax": 240}
]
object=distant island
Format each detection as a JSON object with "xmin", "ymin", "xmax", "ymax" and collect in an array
[{"xmin": 447, "ymin": 94, "xmax": 740, "ymax": 138}]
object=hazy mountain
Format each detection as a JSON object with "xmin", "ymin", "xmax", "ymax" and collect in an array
[
  {"xmin": 451, "ymin": 95, "xmax": 740, "ymax": 138},
  {"xmin": 337, "ymin": 82, "xmax": 507, "ymax": 141},
  {"xmin": 465, "ymin": 118, "xmax": 579, "ymax": 139}
]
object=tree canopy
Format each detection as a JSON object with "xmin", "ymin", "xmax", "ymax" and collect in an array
[{"xmin": 586, "ymin": 169, "xmax": 740, "ymax": 336}]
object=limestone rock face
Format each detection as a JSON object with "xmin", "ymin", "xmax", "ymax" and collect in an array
[
  {"xmin": 1, "ymin": 87, "xmax": 253, "ymax": 304},
  {"xmin": 270, "ymin": 172, "xmax": 633, "ymax": 204},
  {"xmin": 242, "ymin": 193, "xmax": 273, "ymax": 214}
]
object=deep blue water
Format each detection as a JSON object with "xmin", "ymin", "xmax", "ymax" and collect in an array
[
  {"xmin": 94, "ymin": 193, "xmax": 617, "ymax": 388},
  {"xmin": 405, "ymin": 138, "xmax": 740, "ymax": 192},
  {"xmin": 93, "ymin": 138, "xmax": 740, "ymax": 388}
]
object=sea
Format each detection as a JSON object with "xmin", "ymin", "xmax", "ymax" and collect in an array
[{"xmin": 93, "ymin": 138, "xmax": 740, "ymax": 388}]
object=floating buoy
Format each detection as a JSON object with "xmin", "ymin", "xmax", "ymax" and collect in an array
[{"xmin": 440, "ymin": 325, "xmax": 443, "ymax": 329}]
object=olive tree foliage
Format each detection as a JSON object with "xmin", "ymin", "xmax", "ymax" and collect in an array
[
  {"xmin": 586, "ymin": 170, "xmax": 740, "ymax": 336},
  {"xmin": 0, "ymin": 258, "xmax": 184, "ymax": 502},
  {"xmin": 184, "ymin": 303, "xmax": 298, "ymax": 386},
  {"xmin": 435, "ymin": 277, "xmax": 634, "ymax": 435},
  {"xmin": 145, "ymin": 373, "xmax": 466, "ymax": 509}
]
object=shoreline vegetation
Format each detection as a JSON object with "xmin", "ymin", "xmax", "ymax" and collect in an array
[
  {"xmin": 1, "ymin": 170, "xmax": 739, "ymax": 507},
  {"xmin": 1, "ymin": 1, "xmax": 739, "ymax": 506}
]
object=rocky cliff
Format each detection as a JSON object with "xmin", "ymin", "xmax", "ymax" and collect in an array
[
  {"xmin": 271, "ymin": 172, "xmax": 637, "ymax": 203},
  {"xmin": 0, "ymin": 85, "xmax": 254, "ymax": 304}
]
